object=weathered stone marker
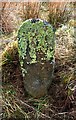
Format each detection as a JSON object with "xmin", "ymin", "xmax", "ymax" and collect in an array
[{"xmin": 18, "ymin": 19, "xmax": 55, "ymax": 98}]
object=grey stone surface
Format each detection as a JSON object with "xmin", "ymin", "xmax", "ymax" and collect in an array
[{"xmin": 18, "ymin": 19, "xmax": 55, "ymax": 98}]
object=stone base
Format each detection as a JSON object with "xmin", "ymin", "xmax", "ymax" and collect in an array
[{"xmin": 23, "ymin": 61, "xmax": 54, "ymax": 98}]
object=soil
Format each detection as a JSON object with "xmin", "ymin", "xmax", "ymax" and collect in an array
[
  {"xmin": 2, "ymin": 52, "xmax": 76, "ymax": 120},
  {"xmin": 1, "ymin": 2, "xmax": 76, "ymax": 120}
]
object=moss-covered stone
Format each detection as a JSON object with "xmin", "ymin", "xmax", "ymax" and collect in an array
[{"xmin": 17, "ymin": 19, "xmax": 55, "ymax": 98}]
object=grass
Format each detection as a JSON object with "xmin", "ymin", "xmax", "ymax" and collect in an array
[
  {"xmin": 1, "ymin": 2, "xmax": 76, "ymax": 120},
  {"xmin": 1, "ymin": 2, "xmax": 41, "ymax": 34},
  {"xmin": 2, "ymin": 84, "xmax": 50, "ymax": 119},
  {"xmin": 2, "ymin": 41, "xmax": 18, "ymax": 65},
  {"xmin": 1, "ymin": 23, "xmax": 76, "ymax": 119},
  {"xmin": 48, "ymin": 2, "xmax": 71, "ymax": 29}
]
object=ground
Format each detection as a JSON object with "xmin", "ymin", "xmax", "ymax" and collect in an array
[{"xmin": 0, "ymin": 2, "xmax": 76, "ymax": 120}]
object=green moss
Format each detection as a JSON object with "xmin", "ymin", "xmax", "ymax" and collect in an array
[{"xmin": 17, "ymin": 19, "xmax": 55, "ymax": 76}]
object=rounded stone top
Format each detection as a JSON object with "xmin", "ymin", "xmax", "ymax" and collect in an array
[{"xmin": 17, "ymin": 19, "xmax": 55, "ymax": 76}]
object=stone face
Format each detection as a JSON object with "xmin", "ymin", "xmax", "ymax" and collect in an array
[
  {"xmin": 18, "ymin": 18, "xmax": 55, "ymax": 98},
  {"xmin": 23, "ymin": 61, "xmax": 54, "ymax": 98}
]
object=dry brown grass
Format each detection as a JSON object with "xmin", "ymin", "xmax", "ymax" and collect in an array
[
  {"xmin": 1, "ymin": 2, "xmax": 14, "ymax": 33},
  {"xmin": 48, "ymin": 2, "xmax": 69, "ymax": 29},
  {"xmin": 22, "ymin": 2, "xmax": 40, "ymax": 19},
  {"xmin": 0, "ymin": 2, "xmax": 40, "ymax": 34},
  {"xmin": 0, "ymin": 2, "xmax": 23, "ymax": 33},
  {"xmin": 48, "ymin": 2, "xmax": 67, "ymax": 12}
]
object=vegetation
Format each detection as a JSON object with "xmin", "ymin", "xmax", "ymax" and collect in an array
[
  {"xmin": 1, "ymin": 1, "xmax": 76, "ymax": 120},
  {"xmin": 48, "ymin": 2, "xmax": 72, "ymax": 29},
  {"xmin": 18, "ymin": 19, "xmax": 54, "ymax": 76},
  {"xmin": 0, "ymin": 2, "xmax": 40, "ymax": 34}
]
